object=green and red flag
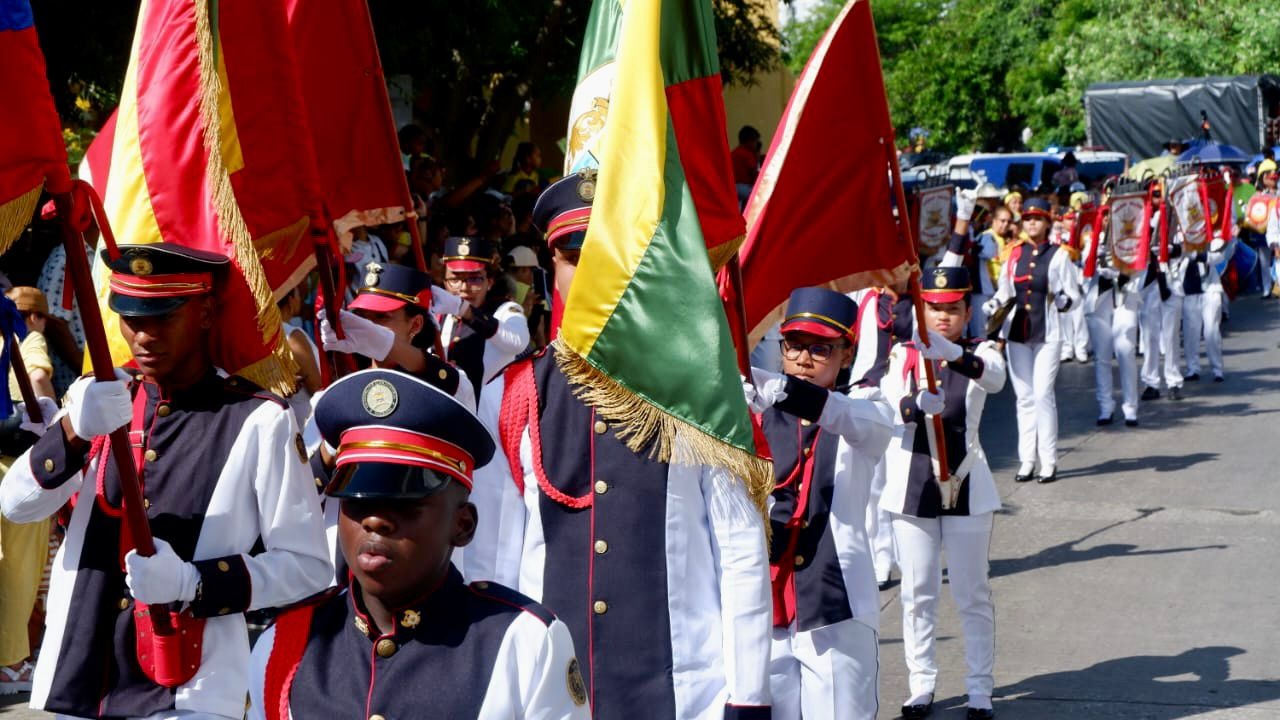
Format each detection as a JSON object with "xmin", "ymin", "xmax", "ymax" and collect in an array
[
  {"xmin": 558, "ymin": 0, "xmax": 769, "ymax": 511},
  {"xmin": 565, "ymin": 0, "xmax": 745, "ymax": 270},
  {"xmin": 94, "ymin": 0, "xmax": 327, "ymax": 394},
  {"xmin": 0, "ymin": 0, "xmax": 71, "ymax": 250},
  {"xmin": 722, "ymin": 0, "xmax": 916, "ymax": 347}
]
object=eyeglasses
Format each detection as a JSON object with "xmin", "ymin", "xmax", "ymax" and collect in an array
[
  {"xmin": 444, "ymin": 276, "xmax": 487, "ymax": 288},
  {"xmin": 780, "ymin": 338, "xmax": 845, "ymax": 361}
]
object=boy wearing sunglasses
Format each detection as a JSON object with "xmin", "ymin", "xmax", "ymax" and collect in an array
[{"xmin": 746, "ymin": 287, "xmax": 894, "ymax": 719}]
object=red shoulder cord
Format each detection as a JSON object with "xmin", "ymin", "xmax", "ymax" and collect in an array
[
  {"xmin": 497, "ymin": 360, "xmax": 592, "ymax": 509},
  {"xmin": 263, "ymin": 603, "xmax": 318, "ymax": 720},
  {"xmin": 769, "ymin": 422, "xmax": 821, "ymax": 628}
]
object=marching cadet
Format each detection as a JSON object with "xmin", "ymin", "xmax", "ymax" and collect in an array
[
  {"xmin": 464, "ymin": 171, "xmax": 775, "ymax": 719},
  {"xmin": 319, "ymin": 261, "xmax": 475, "ymax": 408},
  {"xmin": 881, "ymin": 267, "xmax": 1006, "ymax": 720},
  {"xmin": 1084, "ymin": 230, "xmax": 1143, "ymax": 426},
  {"xmin": 248, "ymin": 369, "xmax": 589, "ymax": 720},
  {"xmin": 437, "ymin": 235, "xmax": 531, "ymax": 393},
  {"xmin": 1177, "ymin": 237, "xmax": 1230, "ymax": 383},
  {"xmin": 943, "ymin": 189, "xmax": 1002, "ymax": 337},
  {"xmin": 1138, "ymin": 256, "xmax": 1168, "ymax": 401},
  {"xmin": 0, "ymin": 243, "xmax": 331, "ymax": 719},
  {"xmin": 983, "ymin": 197, "xmax": 1080, "ymax": 483},
  {"xmin": 745, "ymin": 287, "xmax": 894, "ymax": 719}
]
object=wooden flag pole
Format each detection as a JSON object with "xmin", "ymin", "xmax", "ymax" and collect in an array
[
  {"xmin": 7, "ymin": 327, "xmax": 42, "ymax": 424},
  {"xmin": 50, "ymin": 187, "xmax": 176, "ymax": 642},
  {"xmin": 883, "ymin": 137, "xmax": 953, "ymax": 491},
  {"xmin": 724, "ymin": 253, "xmax": 754, "ymax": 376}
]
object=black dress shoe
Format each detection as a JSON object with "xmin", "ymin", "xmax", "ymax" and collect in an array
[
  {"xmin": 1168, "ymin": 386, "xmax": 1183, "ymax": 401},
  {"xmin": 901, "ymin": 700, "xmax": 933, "ymax": 719},
  {"xmin": 1037, "ymin": 470, "xmax": 1058, "ymax": 484},
  {"xmin": 1184, "ymin": 373, "xmax": 1200, "ymax": 382},
  {"xmin": 1096, "ymin": 416, "xmax": 1114, "ymax": 426},
  {"xmin": 1014, "ymin": 472, "xmax": 1035, "ymax": 483},
  {"xmin": 967, "ymin": 708, "xmax": 995, "ymax": 720},
  {"xmin": 1213, "ymin": 374, "xmax": 1225, "ymax": 383},
  {"xmin": 1125, "ymin": 418, "xmax": 1139, "ymax": 427},
  {"xmin": 1141, "ymin": 386, "xmax": 1160, "ymax": 401}
]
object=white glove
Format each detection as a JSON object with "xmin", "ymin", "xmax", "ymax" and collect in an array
[
  {"xmin": 63, "ymin": 370, "xmax": 133, "ymax": 440},
  {"xmin": 982, "ymin": 297, "xmax": 1001, "ymax": 318},
  {"xmin": 743, "ymin": 368, "xmax": 788, "ymax": 414},
  {"xmin": 915, "ymin": 328, "xmax": 963, "ymax": 362},
  {"xmin": 915, "ymin": 389, "xmax": 946, "ymax": 415},
  {"xmin": 1209, "ymin": 238, "xmax": 1226, "ymax": 253},
  {"xmin": 1054, "ymin": 292, "xmax": 1072, "ymax": 312},
  {"xmin": 430, "ymin": 286, "xmax": 468, "ymax": 317},
  {"xmin": 319, "ymin": 308, "xmax": 395, "ymax": 362},
  {"xmin": 1096, "ymin": 267, "xmax": 1120, "ymax": 281},
  {"xmin": 17, "ymin": 397, "xmax": 60, "ymax": 436},
  {"xmin": 955, "ymin": 188, "xmax": 977, "ymax": 222},
  {"xmin": 124, "ymin": 538, "xmax": 200, "ymax": 605}
]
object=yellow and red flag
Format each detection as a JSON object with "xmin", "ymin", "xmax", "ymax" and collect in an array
[
  {"xmin": 0, "ymin": 0, "xmax": 71, "ymax": 250},
  {"xmin": 95, "ymin": 0, "xmax": 327, "ymax": 394}
]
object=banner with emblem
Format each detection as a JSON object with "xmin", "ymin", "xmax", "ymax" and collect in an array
[
  {"xmin": 91, "ymin": 0, "xmax": 330, "ymax": 395},
  {"xmin": 558, "ymin": 0, "xmax": 770, "ymax": 513},
  {"xmin": 1167, "ymin": 173, "xmax": 1213, "ymax": 253},
  {"xmin": 1244, "ymin": 192, "xmax": 1275, "ymax": 233},
  {"xmin": 912, "ymin": 182, "xmax": 954, "ymax": 257},
  {"xmin": 565, "ymin": 0, "xmax": 744, "ymax": 270},
  {"xmin": 1105, "ymin": 188, "xmax": 1152, "ymax": 275}
]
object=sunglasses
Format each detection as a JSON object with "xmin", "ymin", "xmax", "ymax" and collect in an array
[{"xmin": 780, "ymin": 338, "xmax": 846, "ymax": 361}]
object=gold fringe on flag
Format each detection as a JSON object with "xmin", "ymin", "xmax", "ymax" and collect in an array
[
  {"xmin": 0, "ymin": 184, "xmax": 44, "ymax": 256},
  {"xmin": 192, "ymin": 0, "xmax": 297, "ymax": 396},
  {"xmin": 554, "ymin": 341, "xmax": 774, "ymax": 523}
]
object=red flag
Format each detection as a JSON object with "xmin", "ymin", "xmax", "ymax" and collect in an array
[
  {"xmin": 0, "ymin": 0, "xmax": 71, "ymax": 250},
  {"xmin": 723, "ymin": 0, "xmax": 914, "ymax": 345},
  {"xmin": 284, "ymin": 0, "xmax": 413, "ymax": 249}
]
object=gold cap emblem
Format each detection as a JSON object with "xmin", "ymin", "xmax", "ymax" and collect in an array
[
  {"xmin": 935, "ymin": 272, "xmax": 948, "ymax": 288},
  {"xmin": 361, "ymin": 379, "xmax": 399, "ymax": 418},
  {"xmin": 130, "ymin": 255, "xmax": 153, "ymax": 277},
  {"xmin": 364, "ymin": 261, "xmax": 383, "ymax": 288},
  {"xmin": 457, "ymin": 240, "xmax": 470, "ymax": 256},
  {"xmin": 577, "ymin": 168, "xmax": 597, "ymax": 202}
]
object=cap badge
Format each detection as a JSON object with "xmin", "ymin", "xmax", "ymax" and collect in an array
[
  {"xmin": 576, "ymin": 169, "xmax": 597, "ymax": 202},
  {"xmin": 361, "ymin": 379, "xmax": 399, "ymax": 418},
  {"xmin": 401, "ymin": 609, "xmax": 421, "ymax": 629},
  {"xmin": 364, "ymin": 262, "xmax": 383, "ymax": 288},
  {"xmin": 567, "ymin": 658, "xmax": 588, "ymax": 706},
  {"xmin": 457, "ymin": 241, "xmax": 470, "ymax": 257},
  {"xmin": 129, "ymin": 254, "xmax": 153, "ymax": 277},
  {"xmin": 935, "ymin": 272, "xmax": 949, "ymax": 288}
]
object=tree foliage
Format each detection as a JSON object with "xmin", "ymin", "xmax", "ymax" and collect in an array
[{"xmin": 784, "ymin": 0, "xmax": 1280, "ymax": 152}]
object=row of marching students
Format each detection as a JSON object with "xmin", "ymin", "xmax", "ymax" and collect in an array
[{"xmin": 0, "ymin": 171, "xmax": 1008, "ymax": 720}]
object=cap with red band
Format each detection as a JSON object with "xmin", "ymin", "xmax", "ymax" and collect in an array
[
  {"xmin": 348, "ymin": 262, "xmax": 433, "ymax": 313},
  {"xmin": 919, "ymin": 266, "xmax": 972, "ymax": 303},
  {"xmin": 780, "ymin": 287, "xmax": 858, "ymax": 341},
  {"xmin": 532, "ymin": 169, "xmax": 596, "ymax": 251},
  {"xmin": 442, "ymin": 236, "xmax": 495, "ymax": 273},
  {"xmin": 102, "ymin": 243, "xmax": 229, "ymax": 317}
]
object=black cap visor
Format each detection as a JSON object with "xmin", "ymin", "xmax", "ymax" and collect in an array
[
  {"xmin": 108, "ymin": 293, "xmax": 193, "ymax": 318},
  {"xmin": 326, "ymin": 462, "xmax": 455, "ymax": 499}
]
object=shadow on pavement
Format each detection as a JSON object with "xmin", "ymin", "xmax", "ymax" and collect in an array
[
  {"xmin": 989, "ymin": 507, "xmax": 1228, "ymax": 579},
  {"xmin": 993, "ymin": 646, "xmax": 1280, "ymax": 718},
  {"xmin": 1053, "ymin": 452, "xmax": 1219, "ymax": 479}
]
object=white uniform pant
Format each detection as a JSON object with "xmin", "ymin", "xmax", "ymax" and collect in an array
[
  {"xmin": 769, "ymin": 618, "xmax": 879, "ymax": 720},
  {"xmin": 866, "ymin": 457, "xmax": 896, "ymax": 581},
  {"xmin": 891, "ymin": 512, "xmax": 995, "ymax": 700},
  {"xmin": 58, "ymin": 713, "xmax": 235, "ymax": 720},
  {"xmin": 967, "ymin": 293, "xmax": 990, "ymax": 339},
  {"xmin": 1086, "ymin": 292, "xmax": 1139, "ymax": 420},
  {"xmin": 1006, "ymin": 341, "xmax": 1060, "ymax": 469},
  {"xmin": 1181, "ymin": 292, "xmax": 1223, "ymax": 377},
  {"xmin": 1060, "ymin": 303, "xmax": 1089, "ymax": 359},
  {"xmin": 1260, "ymin": 244, "xmax": 1274, "ymax": 296},
  {"xmin": 1139, "ymin": 282, "xmax": 1163, "ymax": 387},
  {"xmin": 1159, "ymin": 295, "xmax": 1185, "ymax": 388}
]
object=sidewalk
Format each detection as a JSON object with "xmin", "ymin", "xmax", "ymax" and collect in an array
[{"xmin": 875, "ymin": 296, "xmax": 1280, "ymax": 718}]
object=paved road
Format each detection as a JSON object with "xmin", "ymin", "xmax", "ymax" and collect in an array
[
  {"xmin": 876, "ymin": 296, "xmax": 1280, "ymax": 719},
  {"xmin": 5, "ymin": 299, "xmax": 1279, "ymax": 719}
]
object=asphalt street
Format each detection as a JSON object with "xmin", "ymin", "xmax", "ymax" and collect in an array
[{"xmin": 4, "ymin": 298, "xmax": 1279, "ymax": 719}]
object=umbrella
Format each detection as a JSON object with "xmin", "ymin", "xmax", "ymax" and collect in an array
[
  {"xmin": 1124, "ymin": 155, "xmax": 1176, "ymax": 180},
  {"xmin": 1177, "ymin": 140, "xmax": 1251, "ymax": 165}
]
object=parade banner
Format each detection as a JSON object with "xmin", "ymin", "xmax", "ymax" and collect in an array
[
  {"xmin": 727, "ymin": 0, "xmax": 912, "ymax": 346},
  {"xmin": 1076, "ymin": 205, "xmax": 1106, "ymax": 278},
  {"xmin": 95, "ymin": 0, "xmax": 329, "ymax": 394},
  {"xmin": 0, "ymin": 0, "xmax": 72, "ymax": 250},
  {"xmin": 559, "ymin": 0, "xmax": 770, "ymax": 512},
  {"xmin": 1106, "ymin": 190, "xmax": 1152, "ymax": 275},
  {"xmin": 1167, "ymin": 174, "xmax": 1212, "ymax": 253},
  {"xmin": 912, "ymin": 183, "xmax": 954, "ymax": 256},
  {"xmin": 1244, "ymin": 192, "xmax": 1275, "ymax": 233},
  {"xmin": 566, "ymin": 0, "xmax": 743, "ymax": 270}
]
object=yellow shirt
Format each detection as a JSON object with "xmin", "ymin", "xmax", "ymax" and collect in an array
[{"xmin": 7, "ymin": 332, "xmax": 52, "ymax": 400}]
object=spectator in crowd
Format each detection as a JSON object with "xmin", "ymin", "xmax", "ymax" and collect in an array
[
  {"xmin": 277, "ymin": 283, "xmax": 322, "ymax": 426},
  {"xmin": 505, "ymin": 245, "xmax": 548, "ymax": 348},
  {"xmin": 502, "ymin": 142, "xmax": 542, "ymax": 194},
  {"xmin": 1051, "ymin": 151, "xmax": 1079, "ymax": 190},
  {"xmin": 398, "ymin": 123, "xmax": 429, "ymax": 171},
  {"xmin": 733, "ymin": 125, "xmax": 763, "ymax": 205}
]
